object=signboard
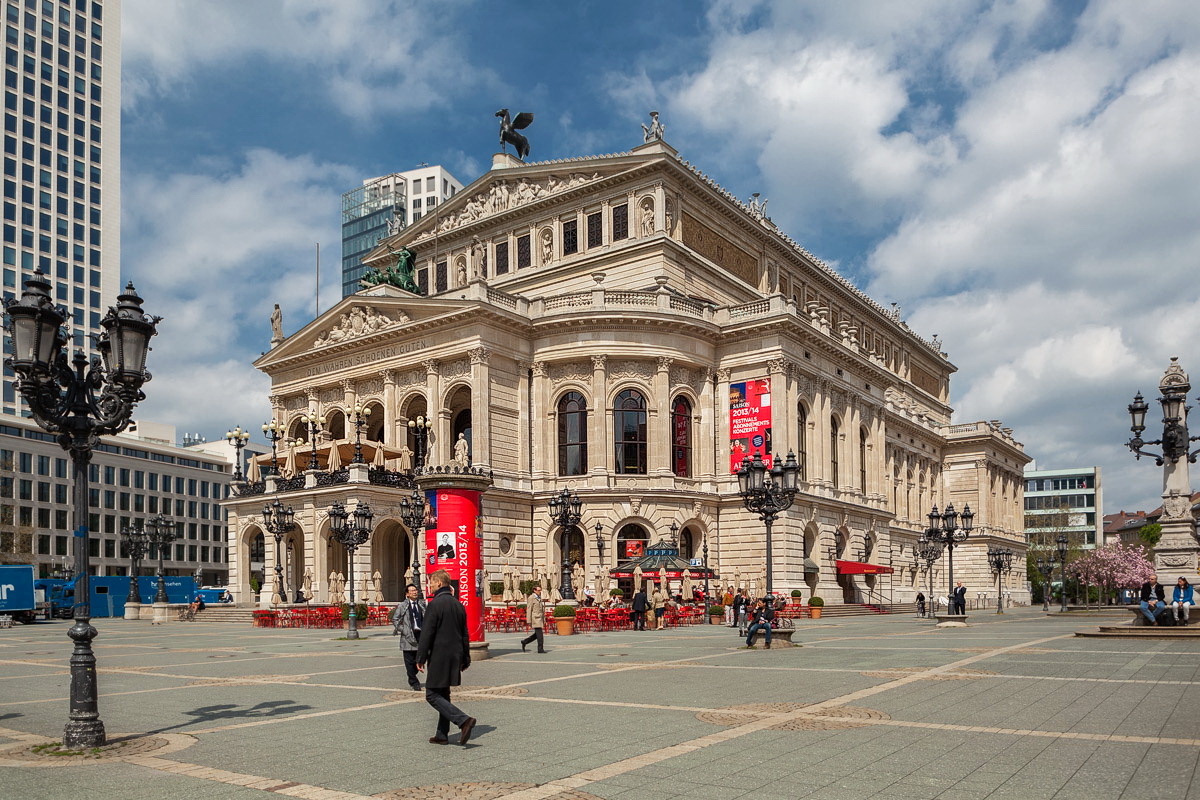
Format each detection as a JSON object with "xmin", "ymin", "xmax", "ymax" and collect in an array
[
  {"xmin": 729, "ymin": 377, "xmax": 773, "ymax": 472},
  {"xmin": 623, "ymin": 540, "xmax": 645, "ymax": 559},
  {"xmin": 424, "ymin": 488, "xmax": 485, "ymax": 642}
]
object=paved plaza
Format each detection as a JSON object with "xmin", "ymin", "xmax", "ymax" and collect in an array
[{"xmin": 1, "ymin": 609, "xmax": 1199, "ymax": 799}]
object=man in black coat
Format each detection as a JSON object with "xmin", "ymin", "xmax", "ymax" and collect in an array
[
  {"xmin": 631, "ymin": 586, "xmax": 648, "ymax": 631},
  {"xmin": 415, "ymin": 569, "xmax": 477, "ymax": 745},
  {"xmin": 952, "ymin": 582, "xmax": 967, "ymax": 615},
  {"xmin": 1140, "ymin": 573, "xmax": 1168, "ymax": 625}
]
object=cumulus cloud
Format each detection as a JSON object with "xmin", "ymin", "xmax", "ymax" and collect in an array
[
  {"xmin": 662, "ymin": 0, "xmax": 1200, "ymax": 511},
  {"xmin": 122, "ymin": 0, "xmax": 495, "ymax": 119},
  {"xmin": 122, "ymin": 149, "xmax": 357, "ymax": 433}
]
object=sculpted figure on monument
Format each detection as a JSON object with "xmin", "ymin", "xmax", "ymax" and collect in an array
[{"xmin": 642, "ymin": 110, "xmax": 665, "ymax": 142}]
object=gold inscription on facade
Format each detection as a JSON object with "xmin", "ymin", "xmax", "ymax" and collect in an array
[
  {"xmin": 682, "ymin": 213, "xmax": 758, "ymax": 286},
  {"xmin": 303, "ymin": 341, "xmax": 428, "ymax": 378}
]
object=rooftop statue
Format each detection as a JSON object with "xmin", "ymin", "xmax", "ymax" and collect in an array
[
  {"xmin": 496, "ymin": 108, "xmax": 534, "ymax": 159},
  {"xmin": 360, "ymin": 242, "xmax": 421, "ymax": 294},
  {"xmin": 642, "ymin": 110, "xmax": 665, "ymax": 143}
]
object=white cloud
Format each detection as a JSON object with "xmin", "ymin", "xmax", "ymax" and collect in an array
[
  {"xmin": 122, "ymin": 149, "xmax": 357, "ymax": 433},
  {"xmin": 122, "ymin": 0, "xmax": 496, "ymax": 119}
]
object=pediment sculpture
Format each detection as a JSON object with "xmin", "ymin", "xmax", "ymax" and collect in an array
[
  {"xmin": 313, "ymin": 305, "xmax": 408, "ymax": 348},
  {"xmin": 433, "ymin": 172, "xmax": 602, "ymax": 234}
]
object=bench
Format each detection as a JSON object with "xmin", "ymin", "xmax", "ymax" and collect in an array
[
  {"xmin": 744, "ymin": 617, "xmax": 797, "ymax": 647},
  {"xmin": 1129, "ymin": 605, "xmax": 1191, "ymax": 626}
]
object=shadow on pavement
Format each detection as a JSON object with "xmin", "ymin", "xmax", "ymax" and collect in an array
[{"xmin": 149, "ymin": 700, "xmax": 313, "ymax": 734}]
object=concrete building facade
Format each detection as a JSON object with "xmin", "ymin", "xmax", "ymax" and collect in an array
[
  {"xmin": 226, "ymin": 138, "xmax": 1030, "ymax": 607},
  {"xmin": 1024, "ymin": 465, "xmax": 1103, "ymax": 548}
]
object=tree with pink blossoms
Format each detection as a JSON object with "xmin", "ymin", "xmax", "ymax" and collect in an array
[{"xmin": 1067, "ymin": 542, "xmax": 1155, "ymax": 606}]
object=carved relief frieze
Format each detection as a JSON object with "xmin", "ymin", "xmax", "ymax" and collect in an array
[
  {"xmin": 319, "ymin": 386, "xmax": 341, "ymax": 404},
  {"xmin": 313, "ymin": 305, "xmax": 407, "ymax": 348},
  {"xmin": 394, "ymin": 368, "xmax": 425, "ymax": 389},
  {"xmin": 609, "ymin": 359, "xmax": 654, "ymax": 382},
  {"xmin": 442, "ymin": 358, "xmax": 470, "ymax": 381},
  {"xmin": 284, "ymin": 395, "xmax": 307, "ymax": 411},
  {"xmin": 358, "ymin": 378, "xmax": 383, "ymax": 397},
  {"xmin": 431, "ymin": 173, "xmax": 603, "ymax": 235},
  {"xmin": 549, "ymin": 361, "xmax": 590, "ymax": 385}
]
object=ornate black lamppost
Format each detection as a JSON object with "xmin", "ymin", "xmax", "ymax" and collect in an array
[
  {"xmin": 349, "ymin": 403, "xmax": 372, "ymax": 464},
  {"xmin": 408, "ymin": 414, "xmax": 433, "ymax": 471},
  {"xmin": 261, "ymin": 499, "xmax": 296, "ymax": 605},
  {"xmin": 261, "ymin": 420, "xmax": 285, "ymax": 476},
  {"xmin": 399, "ymin": 487, "xmax": 427, "ymax": 595},
  {"xmin": 3, "ymin": 269, "xmax": 159, "ymax": 748},
  {"xmin": 736, "ymin": 451, "xmax": 801, "ymax": 598},
  {"xmin": 1056, "ymin": 532, "xmax": 1069, "ymax": 612},
  {"xmin": 329, "ymin": 500, "xmax": 374, "ymax": 639},
  {"xmin": 986, "ymin": 546, "xmax": 1014, "ymax": 614},
  {"xmin": 702, "ymin": 534, "xmax": 711, "ymax": 619},
  {"xmin": 298, "ymin": 413, "xmax": 322, "ymax": 471},
  {"xmin": 120, "ymin": 523, "xmax": 150, "ymax": 604},
  {"xmin": 144, "ymin": 514, "xmax": 177, "ymax": 604},
  {"xmin": 924, "ymin": 503, "xmax": 974, "ymax": 614},
  {"xmin": 916, "ymin": 534, "xmax": 942, "ymax": 618},
  {"xmin": 225, "ymin": 426, "xmax": 250, "ymax": 481},
  {"xmin": 548, "ymin": 488, "xmax": 582, "ymax": 601},
  {"xmin": 1035, "ymin": 554, "xmax": 1057, "ymax": 612},
  {"xmin": 594, "ymin": 520, "xmax": 606, "ymax": 569}
]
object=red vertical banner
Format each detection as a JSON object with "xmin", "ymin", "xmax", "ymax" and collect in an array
[
  {"xmin": 424, "ymin": 488, "xmax": 485, "ymax": 642},
  {"xmin": 729, "ymin": 377, "xmax": 773, "ymax": 472}
]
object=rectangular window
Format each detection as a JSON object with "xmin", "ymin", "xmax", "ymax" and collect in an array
[
  {"xmin": 611, "ymin": 204, "xmax": 628, "ymax": 241},
  {"xmin": 516, "ymin": 234, "xmax": 530, "ymax": 269},
  {"xmin": 586, "ymin": 212, "xmax": 602, "ymax": 248},
  {"xmin": 562, "ymin": 219, "xmax": 578, "ymax": 255},
  {"xmin": 494, "ymin": 240, "xmax": 509, "ymax": 275}
]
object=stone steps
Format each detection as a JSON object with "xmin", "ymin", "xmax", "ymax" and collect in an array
[
  {"xmin": 183, "ymin": 606, "xmax": 261, "ymax": 624},
  {"xmin": 1076, "ymin": 626, "xmax": 1200, "ymax": 639}
]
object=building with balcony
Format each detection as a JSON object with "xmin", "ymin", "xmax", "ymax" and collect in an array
[{"xmin": 1024, "ymin": 465, "xmax": 1103, "ymax": 548}]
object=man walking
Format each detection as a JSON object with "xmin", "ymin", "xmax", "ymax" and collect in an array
[
  {"xmin": 520, "ymin": 584, "xmax": 547, "ymax": 653},
  {"xmin": 631, "ymin": 585, "xmax": 648, "ymax": 631},
  {"xmin": 415, "ymin": 569, "xmax": 477, "ymax": 745},
  {"xmin": 952, "ymin": 582, "xmax": 967, "ymax": 615},
  {"xmin": 1140, "ymin": 573, "xmax": 1168, "ymax": 625},
  {"xmin": 391, "ymin": 583, "xmax": 426, "ymax": 691},
  {"xmin": 745, "ymin": 598, "xmax": 775, "ymax": 649}
]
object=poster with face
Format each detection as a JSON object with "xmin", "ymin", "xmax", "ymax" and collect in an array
[
  {"xmin": 424, "ymin": 488, "xmax": 485, "ymax": 642},
  {"xmin": 729, "ymin": 377, "xmax": 773, "ymax": 472}
]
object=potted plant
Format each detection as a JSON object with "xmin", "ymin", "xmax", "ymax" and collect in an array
[
  {"xmin": 610, "ymin": 589, "xmax": 624, "ymax": 599},
  {"xmin": 489, "ymin": 581, "xmax": 504, "ymax": 602},
  {"xmin": 518, "ymin": 579, "xmax": 538, "ymax": 600},
  {"xmin": 340, "ymin": 602, "xmax": 369, "ymax": 623},
  {"xmin": 790, "ymin": 589, "xmax": 804, "ymax": 605},
  {"xmin": 708, "ymin": 604, "xmax": 725, "ymax": 625},
  {"xmin": 807, "ymin": 596, "xmax": 824, "ymax": 619},
  {"xmin": 553, "ymin": 604, "xmax": 576, "ymax": 636}
]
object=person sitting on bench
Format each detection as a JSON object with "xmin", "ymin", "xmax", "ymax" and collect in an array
[
  {"xmin": 1140, "ymin": 574, "xmax": 1168, "ymax": 625},
  {"xmin": 188, "ymin": 595, "xmax": 206, "ymax": 616},
  {"xmin": 1171, "ymin": 577, "xmax": 1193, "ymax": 625}
]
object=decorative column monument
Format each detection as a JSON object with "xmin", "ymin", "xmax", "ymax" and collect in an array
[{"xmin": 1126, "ymin": 358, "xmax": 1200, "ymax": 576}]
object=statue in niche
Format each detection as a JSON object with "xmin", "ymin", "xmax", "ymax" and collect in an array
[
  {"xmin": 639, "ymin": 198, "xmax": 655, "ymax": 237},
  {"xmin": 454, "ymin": 433, "xmax": 470, "ymax": 467},
  {"xmin": 540, "ymin": 229, "xmax": 553, "ymax": 265},
  {"xmin": 470, "ymin": 236, "xmax": 486, "ymax": 278}
]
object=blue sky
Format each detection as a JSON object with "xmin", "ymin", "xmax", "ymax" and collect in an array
[{"xmin": 119, "ymin": 0, "xmax": 1200, "ymax": 515}]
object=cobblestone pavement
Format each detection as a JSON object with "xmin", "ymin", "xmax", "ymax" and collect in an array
[{"xmin": 2, "ymin": 608, "xmax": 1198, "ymax": 799}]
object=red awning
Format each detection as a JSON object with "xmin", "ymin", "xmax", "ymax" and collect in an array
[{"xmin": 835, "ymin": 560, "xmax": 894, "ymax": 575}]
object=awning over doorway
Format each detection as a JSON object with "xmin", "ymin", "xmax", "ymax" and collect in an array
[
  {"xmin": 802, "ymin": 558, "xmax": 820, "ymax": 574},
  {"xmin": 609, "ymin": 538, "xmax": 716, "ymax": 579},
  {"xmin": 835, "ymin": 560, "xmax": 893, "ymax": 575}
]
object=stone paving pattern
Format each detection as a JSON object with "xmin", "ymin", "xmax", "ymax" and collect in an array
[{"xmin": 1, "ymin": 608, "xmax": 1199, "ymax": 799}]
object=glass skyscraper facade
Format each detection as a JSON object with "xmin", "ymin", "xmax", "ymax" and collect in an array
[{"xmin": 2, "ymin": 0, "xmax": 119, "ymax": 416}]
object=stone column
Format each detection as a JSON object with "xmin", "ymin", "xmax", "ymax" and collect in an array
[
  {"xmin": 768, "ymin": 359, "xmax": 790, "ymax": 461},
  {"xmin": 652, "ymin": 357, "xmax": 672, "ymax": 476},
  {"xmin": 590, "ymin": 356, "xmax": 608, "ymax": 479},
  {"xmin": 470, "ymin": 347, "xmax": 492, "ymax": 469},
  {"xmin": 381, "ymin": 369, "xmax": 396, "ymax": 448},
  {"xmin": 517, "ymin": 361, "xmax": 532, "ymax": 476},
  {"xmin": 531, "ymin": 362, "xmax": 549, "ymax": 480},
  {"xmin": 423, "ymin": 359, "xmax": 443, "ymax": 465},
  {"xmin": 698, "ymin": 369, "xmax": 716, "ymax": 480},
  {"xmin": 715, "ymin": 368, "xmax": 731, "ymax": 477}
]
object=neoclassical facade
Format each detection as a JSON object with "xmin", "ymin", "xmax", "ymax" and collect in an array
[{"xmin": 222, "ymin": 138, "xmax": 1030, "ymax": 607}]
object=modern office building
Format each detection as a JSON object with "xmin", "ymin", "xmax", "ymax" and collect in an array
[
  {"xmin": 227, "ymin": 135, "xmax": 1031, "ymax": 608},
  {"xmin": 2, "ymin": 0, "xmax": 120, "ymax": 415},
  {"xmin": 340, "ymin": 165, "xmax": 462, "ymax": 297},
  {"xmin": 1024, "ymin": 465, "xmax": 1103, "ymax": 547},
  {"xmin": 0, "ymin": 416, "xmax": 232, "ymax": 583}
]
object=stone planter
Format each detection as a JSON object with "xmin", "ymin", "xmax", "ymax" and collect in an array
[
  {"xmin": 554, "ymin": 617, "xmax": 575, "ymax": 636},
  {"xmin": 710, "ymin": 615, "xmax": 724, "ymax": 625},
  {"xmin": 809, "ymin": 607, "xmax": 822, "ymax": 619}
]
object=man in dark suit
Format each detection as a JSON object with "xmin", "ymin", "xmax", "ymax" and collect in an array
[
  {"xmin": 952, "ymin": 582, "xmax": 967, "ymax": 615},
  {"xmin": 1140, "ymin": 573, "xmax": 1168, "ymax": 625},
  {"xmin": 416, "ymin": 569, "xmax": 476, "ymax": 745},
  {"xmin": 631, "ymin": 586, "xmax": 648, "ymax": 631}
]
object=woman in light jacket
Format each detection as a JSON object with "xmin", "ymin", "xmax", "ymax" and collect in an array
[{"xmin": 1171, "ymin": 577, "xmax": 1194, "ymax": 624}]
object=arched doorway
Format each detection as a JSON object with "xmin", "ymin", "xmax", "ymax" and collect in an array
[
  {"xmin": 447, "ymin": 385, "xmax": 472, "ymax": 463},
  {"xmin": 243, "ymin": 527, "xmax": 266, "ymax": 601},
  {"xmin": 284, "ymin": 531, "xmax": 305, "ymax": 603},
  {"xmin": 364, "ymin": 400, "xmax": 386, "ymax": 443},
  {"xmin": 370, "ymin": 520, "xmax": 411, "ymax": 601},
  {"xmin": 678, "ymin": 527, "xmax": 695, "ymax": 561},
  {"xmin": 835, "ymin": 527, "xmax": 855, "ymax": 604},
  {"xmin": 403, "ymin": 396, "xmax": 429, "ymax": 461},
  {"xmin": 326, "ymin": 409, "xmax": 346, "ymax": 441},
  {"xmin": 803, "ymin": 524, "xmax": 819, "ymax": 593},
  {"xmin": 617, "ymin": 523, "xmax": 648, "ymax": 561}
]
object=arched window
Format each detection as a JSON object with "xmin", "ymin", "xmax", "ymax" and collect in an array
[
  {"xmin": 453, "ymin": 409, "xmax": 472, "ymax": 455},
  {"xmin": 859, "ymin": 426, "xmax": 869, "ymax": 493},
  {"xmin": 614, "ymin": 389, "xmax": 647, "ymax": 474},
  {"xmin": 797, "ymin": 402, "xmax": 808, "ymax": 480},
  {"xmin": 617, "ymin": 523, "xmax": 648, "ymax": 560},
  {"xmin": 557, "ymin": 392, "xmax": 587, "ymax": 476},
  {"xmin": 830, "ymin": 416, "xmax": 840, "ymax": 489},
  {"xmin": 671, "ymin": 395, "xmax": 692, "ymax": 477}
]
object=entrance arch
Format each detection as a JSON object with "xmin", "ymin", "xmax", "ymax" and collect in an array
[{"xmin": 370, "ymin": 519, "xmax": 411, "ymax": 601}]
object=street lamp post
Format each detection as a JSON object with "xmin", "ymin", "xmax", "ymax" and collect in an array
[
  {"xmin": 329, "ymin": 500, "xmax": 374, "ymax": 639},
  {"xmin": 986, "ymin": 546, "xmax": 1014, "ymax": 614},
  {"xmin": 923, "ymin": 503, "xmax": 974, "ymax": 614},
  {"xmin": 1056, "ymin": 533, "xmax": 1070, "ymax": 612},
  {"xmin": 399, "ymin": 487, "xmax": 426, "ymax": 595},
  {"xmin": 702, "ymin": 534, "xmax": 711, "ymax": 620},
  {"xmin": 408, "ymin": 415, "xmax": 433, "ymax": 471},
  {"xmin": 120, "ymin": 524, "xmax": 150, "ymax": 604},
  {"xmin": 916, "ymin": 535, "xmax": 942, "ymax": 618},
  {"xmin": 144, "ymin": 514, "xmax": 178, "ymax": 604},
  {"xmin": 298, "ymin": 413, "xmax": 322, "ymax": 472},
  {"xmin": 594, "ymin": 520, "xmax": 605, "ymax": 570},
  {"xmin": 261, "ymin": 420, "xmax": 285, "ymax": 476},
  {"xmin": 548, "ymin": 488, "xmax": 583, "ymax": 601},
  {"xmin": 261, "ymin": 499, "xmax": 296, "ymax": 605},
  {"xmin": 736, "ymin": 451, "xmax": 801, "ymax": 598},
  {"xmin": 3, "ymin": 270, "xmax": 160, "ymax": 748},
  {"xmin": 1035, "ymin": 555, "xmax": 1057, "ymax": 612},
  {"xmin": 349, "ymin": 403, "xmax": 371, "ymax": 464},
  {"xmin": 225, "ymin": 426, "xmax": 250, "ymax": 481}
]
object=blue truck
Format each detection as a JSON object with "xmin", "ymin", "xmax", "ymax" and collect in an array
[
  {"xmin": 34, "ymin": 575, "xmax": 199, "ymax": 619},
  {"xmin": 0, "ymin": 565, "xmax": 49, "ymax": 623}
]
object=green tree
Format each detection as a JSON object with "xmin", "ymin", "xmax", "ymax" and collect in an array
[{"xmin": 1138, "ymin": 522, "xmax": 1162, "ymax": 548}]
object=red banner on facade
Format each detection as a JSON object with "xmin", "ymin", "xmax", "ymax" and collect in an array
[
  {"xmin": 424, "ymin": 488, "xmax": 485, "ymax": 642},
  {"xmin": 729, "ymin": 377, "xmax": 773, "ymax": 472}
]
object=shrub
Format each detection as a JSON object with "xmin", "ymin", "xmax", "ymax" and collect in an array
[
  {"xmin": 488, "ymin": 581, "xmax": 504, "ymax": 596},
  {"xmin": 790, "ymin": 589, "xmax": 803, "ymax": 598},
  {"xmin": 552, "ymin": 604, "xmax": 576, "ymax": 618},
  {"xmin": 708, "ymin": 604, "xmax": 725, "ymax": 616},
  {"xmin": 518, "ymin": 579, "xmax": 538, "ymax": 596},
  {"xmin": 610, "ymin": 589, "xmax": 624, "ymax": 598},
  {"xmin": 807, "ymin": 596, "xmax": 824, "ymax": 607},
  {"xmin": 340, "ymin": 603, "xmax": 370, "ymax": 621}
]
